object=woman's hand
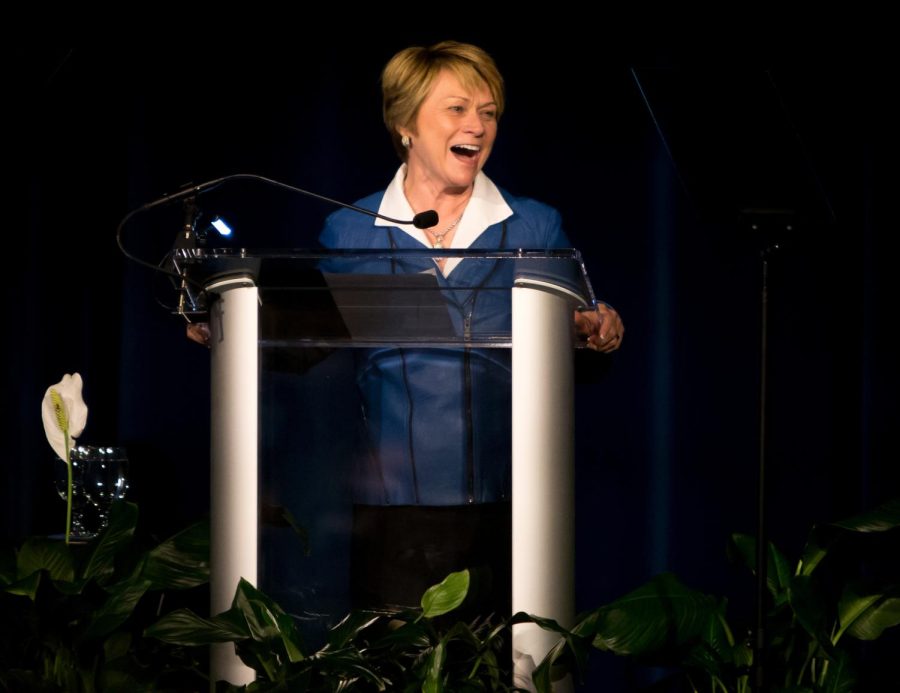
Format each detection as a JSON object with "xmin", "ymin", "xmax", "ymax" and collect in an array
[
  {"xmin": 574, "ymin": 304, "xmax": 624, "ymax": 353},
  {"xmin": 186, "ymin": 322, "xmax": 211, "ymax": 347}
]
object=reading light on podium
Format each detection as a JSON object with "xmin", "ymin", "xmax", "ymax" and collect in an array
[{"xmin": 210, "ymin": 216, "xmax": 233, "ymax": 237}]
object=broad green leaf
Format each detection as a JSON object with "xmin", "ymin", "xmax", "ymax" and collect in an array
[
  {"xmin": 797, "ymin": 524, "xmax": 838, "ymax": 577},
  {"xmin": 517, "ymin": 613, "xmax": 567, "ymax": 635},
  {"xmin": 82, "ymin": 500, "xmax": 138, "ymax": 581},
  {"xmin": 51, "ymin": 576, "xmax": 90, "ymax": 595},
  {"xmin": 531, "ymin": 637, "xmax": 569, "ymax": 693},
  {"xmin": 836, "ymin": 584, "xmax": 881, "ymax": 642},
  {"xmin": 422, "ymin": 640, "xmax": 445, "ymax": 693},
  {"xmin": 421, "ymin": 569, "xmax": 470, "ymax": 618},
  {"xmin": 311, "ymin": 650, "xmax": 389, "ymax": 690},
  {"xmin": 798, "ymin": 496, "xmax": 900, "ymax": 585},
  {"xmin": 729, "ymin": 534, "xmax": 792, "ymax": 603},
  {"xmin": 822, "ymin": 649, "xmax": 856, "ymax": 693},
  {"xmin": 83, "ymin": 577, "xmax": 152, "ymax": 639},
  {"xmin": 233, "ymin": 578, "xmax": 286, "ymax": 642},
  {"xmin": 524, "ymin": 614, "xmax": 592, "ymax": 684},
  {"xmin": 229, "ymin": 578, "xmax": 308, "ymax": 668},
  {"xmin": 770, "ymin": 543, "xmax": 793, "ymax": 601},
  {"xmin": 479, "ymin": 647, "xmax": 501, "ymax": 689},
  {"xmin": 580, "ymin": 573, "xmax": 722, "ymax": 656},
  {"xmin": 732, "ymin": 638, "xmax": 753, "ymax": 669},
  {"xmin": 103, "ymin": 631, "xmax": 133, "ymax": 662},
  {"xmin": 832, "ymin": 498, "xmax": 900, "ymax": 533},
  {"xmin": 145, "ymin": 607, "xmax": 249, "ymax": 645},
  {"xmin": 696, "ymin": 601, "xmax": 735, "ymax": 664},
  {"xmin": 2, "ymin": 570, "xmax": 41, "ymax": 600},
  {"xmin": 844, "ymin": 594, "xmax": 900, "ymax": 641},
  {"xmin": 788, "ymin": 575, "xmax": 835, "ymax": 655},
  {"xmin": 675, "ymin": 602, "xmax": 735, "ymax": 677},
  {"xmin": 275, "ymin": 611, "xmax": 306, "ymax": 663},
  {"xmin": 141, "ymin": 518, "xmax": 210, "ymax": 589},
  {"xmin": 328, "ymin": 610, "xmax": 383, "ymax": 648},
  {"xmin": 16, "ymin": 537, "xmax": 74, "ymax": 582},
  {"xmin": 367, "ymin": 617, "xmax": 430, "ymax": 649},
  {"xmin": 441, "ymin": 619, "xmax": 481, "ymax": 648}
]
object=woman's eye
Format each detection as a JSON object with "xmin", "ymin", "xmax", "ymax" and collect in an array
[
  {"xmin": 481, "ymin": 110, "xmax": 496, "ymax": 120},
  {"xmin": 449, "ymin": 105, "xmax": 465, "ymax": 113}
]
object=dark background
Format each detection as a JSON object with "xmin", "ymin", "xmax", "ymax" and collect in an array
[{"xmin": 4, "ymin": 23, "xmax": 897, "ymax": 689}]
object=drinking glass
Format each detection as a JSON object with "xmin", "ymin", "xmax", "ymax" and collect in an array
[{"xmin": 55, "ymin": 445, "xmax": 129, "ymax": 540}]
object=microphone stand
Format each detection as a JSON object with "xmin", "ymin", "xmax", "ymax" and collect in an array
[
  {"xmin": 174, "ymin": 195, "xmax": 202, "ymax": 320},
  {"xmin": 743, "ymin": 209, "xmax": 792, "ymax": 693}
]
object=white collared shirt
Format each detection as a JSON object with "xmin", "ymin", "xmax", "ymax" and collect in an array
[{"xmin": 375, "ymin": 165, "xmax": 513, "ymax": 276}]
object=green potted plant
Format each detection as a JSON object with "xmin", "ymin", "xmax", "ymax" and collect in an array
[
  {"xmin": 536, "ymin": 497, "xmax": 900, "ymax": 691},
  {"xmin": 0, "ymin": 501, "xmax": 211, "ymax": 691}
]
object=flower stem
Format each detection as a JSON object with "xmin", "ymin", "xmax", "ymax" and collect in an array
[{"xmin": 64, "ymin": 433, "xmax": 72, "ymax": 544}]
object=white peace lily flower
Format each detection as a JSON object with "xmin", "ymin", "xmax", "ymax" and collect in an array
[{"xmin": 42, "ymin": 373, "xmax": 88, "ymax": 461}]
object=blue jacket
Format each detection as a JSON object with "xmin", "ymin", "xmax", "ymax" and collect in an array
[{"xmin": 319, "ymin": 189, "xmax": 571, "ymax": 505}]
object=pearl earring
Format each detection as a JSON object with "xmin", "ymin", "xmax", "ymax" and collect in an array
[{"xmin": 401, "ymin": 135, "xmax": 411, "ymax": 149}]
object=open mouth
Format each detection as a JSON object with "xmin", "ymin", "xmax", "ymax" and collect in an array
[{"xmin": 450, "ymin": 144, "xmax": 481, "ymax": 159}]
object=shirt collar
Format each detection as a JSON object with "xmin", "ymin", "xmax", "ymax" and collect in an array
[{"xmin": 375, "ymin": 165, "xmax": 513, "ymax": 249}]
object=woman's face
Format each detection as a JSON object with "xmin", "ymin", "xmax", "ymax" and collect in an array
[{"xmin": 402, "ymin": 69, "xmax": 498, "ymax": 194}]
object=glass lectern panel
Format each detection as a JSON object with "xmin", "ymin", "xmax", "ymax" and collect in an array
[{"xmin": 174, "ymin": 247, "xmax": 594, "ymax": 639}]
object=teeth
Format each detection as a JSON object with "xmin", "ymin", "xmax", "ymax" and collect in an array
[{"xmin": 453, "ymin": 144, "xmax": 480, "ymax": 151}]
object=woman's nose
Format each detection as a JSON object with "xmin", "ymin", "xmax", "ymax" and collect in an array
[{"xmin": 463, "ymin": 110, "xmax": 485, "ymax": 135}]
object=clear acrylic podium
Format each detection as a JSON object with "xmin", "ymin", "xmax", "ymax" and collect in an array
[{"xmin": 173, "ymin": 246, "xmax": 596, "ymax": 688}]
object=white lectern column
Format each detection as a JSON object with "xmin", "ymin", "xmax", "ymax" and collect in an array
[
  {"xmin": 512, "ymin": 281, "xmax": 578, "ymax": 693},
  {"xmin": 208, "ymin": 277, "xmax": 258, "ymax": 686}
]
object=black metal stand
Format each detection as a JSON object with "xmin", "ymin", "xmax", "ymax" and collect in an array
[
  {"xmin": 744, "ymin": 210, "xmax": 791, "ymax": 692},
  {"xmin": 754, "ymin": 248, "xmax": 771, "ymax": 692}
]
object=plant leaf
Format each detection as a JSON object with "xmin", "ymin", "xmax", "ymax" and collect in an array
[
  {"xmin": 327, "ymin": 610, "xmax": 383, "ymax": 649},
  {"xmin": 275, "ymin": 612, "xmax": 305, "ymax": 664},
  {"xmin": 141, "ymin": 517, "xmax": 210, "ymax": 589},
  {"xmin": 729, "ymin": 534, "xmax": 792, "ymax": 603},
  {"xmin": 83, "ymin": 577, "xmax": 152, "ymax": 640},
  {"xmin": 822, "ymin": 649, "xmax": 856, "ymax": 693},
  {"xmin": 422, "ymin": 639, "xmax": 445, "ymax": 693},
  {"xmin": 16, "ymin": 536, "xmax": 74, "ymax": 583},
  {"xmin": 145, "ymin": 607, "xmax": 250, "ymax": 645},
  {"xmin": 233, "ymin": 578, "xmax": 285, "ymax": 641},
  {"xmin": 797, "ymin": 523, "xmax": 839, "ymax": 577},
  {"xmin": 366, "ymin": 616, "xmax": 430, "ymax": 650},
  {"xmin": 788, "ymin": 575, "xmax": 835, "ymax": 655},
  {"xmin": 230, "ymin": 578, "xmax": 306, "ymax": 666},
  {"xmin": 531, "ymin": 637, "xmax": 569, "ymax": 693},
  {"xmin": 102, "ymin": 631, "xmax": 133, "ymax": 662},
  {"xmin": 421, "ymin": 569, "xmax": 470, "ymax": 618},
  {"xmin": 843, "ymin": 591, "xmax": 900, "ymax": 641},
  {"xmin": 836, "ymin": 584, "xmax": 882, "ymax": 640},
  {"xmin": 81, "ymin": 500, "xmax": 138, "ymax": 581},
  {"xmin": 579, "ymin": 573, "xmax": 723, "ymax": 657},
  {"xmin": 798, "ymin": 497, "xmax": 900, "ymax": 578},
  {"xmin": 2, "ymin": 570, "xmax": 41, "ymax": 600},
  {"xmin": 832, "ymin": 498, "xmax": 900, "ymax": 533}
]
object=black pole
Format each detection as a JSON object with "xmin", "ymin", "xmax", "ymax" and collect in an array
[
  {"xmin": 745, "ymin": 209, "xmax": 791, "ymax": 692},
  {"xmin": 754, "ymin": 248, "xmax": 771, "ymax": 692}
]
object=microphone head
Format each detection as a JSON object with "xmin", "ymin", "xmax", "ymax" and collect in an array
[{"xmin": 412, "ymin": 210, "xmax": 439, "ymax": 229}]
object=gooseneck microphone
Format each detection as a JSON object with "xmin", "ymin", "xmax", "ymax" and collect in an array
[
  {"xmin": 115, "ymin": 173, "xmax": 440, "ymax": 282},
  {"xmin": 135, "ymin": 173, "xmax": 438, "ymax": 228}
]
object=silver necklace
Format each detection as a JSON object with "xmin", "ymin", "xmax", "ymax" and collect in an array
[{"xmin": 429, "ymin": 215, "xmax": 463, "ymax": 249}]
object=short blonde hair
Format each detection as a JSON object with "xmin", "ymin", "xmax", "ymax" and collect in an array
[{"xmin": 382, "ymin": 41, "xmax": 505, "ymax": 161}]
